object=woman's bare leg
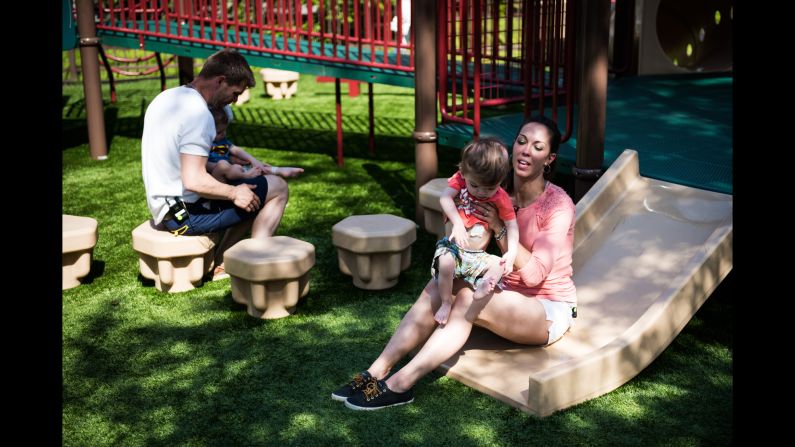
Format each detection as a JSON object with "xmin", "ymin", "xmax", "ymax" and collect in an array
[
  {"xmin": 366, "ymin": 278, "xmax": 456, "ymax": 379},
  {"xmin": 384, "ymin": 287, "xmax": 552, "ymax": 392},
  {"xmin": 473, "ymin": 289, "xmax": 551, "ymax": 345},
  {"xmin": 383, "ymin": 286, "xmax": 484, "ymax": 392}
]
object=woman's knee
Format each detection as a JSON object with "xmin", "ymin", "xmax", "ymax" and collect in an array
[{"xmin": 449, "ymin": 287, "xmax": 485, "ymax": 323}]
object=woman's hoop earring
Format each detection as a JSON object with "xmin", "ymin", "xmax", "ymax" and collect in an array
[{"xmin": 543, "ymin": 164, "xmax": 551, "ymax": 174}]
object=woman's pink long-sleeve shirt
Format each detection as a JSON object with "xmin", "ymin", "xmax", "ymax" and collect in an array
[{"xmin": 501, "ymin": 182, "xmax": 577, "ymax": 304}]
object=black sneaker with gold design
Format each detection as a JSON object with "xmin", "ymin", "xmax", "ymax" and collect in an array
[
  {"xmin": 331, "ymin": 371, "xmax": 376, "ymax": 402},
  {"xmin": 344, "ymin": 379, "xmax": 414, "ymax": 410}
]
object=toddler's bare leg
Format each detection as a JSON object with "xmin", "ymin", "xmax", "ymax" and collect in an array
[
  {"xmin": 211, "ymin": 160, "xmax": 233, "ymax": 182},
  {"xmin": 435, "ymin": 253, "xmax": 456, "ymax": 325}
]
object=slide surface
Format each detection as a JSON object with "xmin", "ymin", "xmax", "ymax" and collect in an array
[{"xmin": 437, "ymin": 149, "xmax": 733, "ymax": 416}]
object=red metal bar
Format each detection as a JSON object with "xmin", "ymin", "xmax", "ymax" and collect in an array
[
  {"xmin": 489, "ymin": 0, "xmax": 498, "ymax": 89},
  {"xmin": 318, "ymin": 0, "xmax": 325, "ymax": 59},
  {"xmin": 473, "ymin": 1, "xmax": 481, "ymax": 136},
  {"xmin": 343, "ymin": 0, "xmax": 349, "ymax": 60},
  {"xmin": 306, "ymin": 0, "xmax": 313, "ymax": 51},
  {"xmin": 460, "ymin": 0, "xmax": 468, "ymax": 125},
  {"xmin": 383, "ymin": 0, "xmax": 390, "ymax": 66},
  {"xmin": 366, "ymin": 0, "xmax": 374, "ymax": 64},
  {"xmin": 354, "ymin": 0, "xmax": 361, "ymax": 62},
  {"xmin": 295, "ymin": 0, "xmax": 302, "ymax": 54},
  {"xmin": 437, "ymin": 0, "xmax": 448, "ymax": 120}
]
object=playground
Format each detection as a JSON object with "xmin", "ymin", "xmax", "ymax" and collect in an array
[{"xmin": 62, "ymin": 0, "xmax": 732, "ymax": 444}]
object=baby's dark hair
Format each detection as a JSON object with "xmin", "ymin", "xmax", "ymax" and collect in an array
[
  {"xmin": 458, "ymin": 137, "xmax": 511, "ymax": 186},
  {"xmin": 209, "ymin": 106, "xmax": 229, "ymax": 126}
]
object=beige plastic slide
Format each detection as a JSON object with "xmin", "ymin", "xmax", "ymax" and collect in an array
[{"xmin": 437, "ymin": 149, "xmax": 733, "ymax": 417}]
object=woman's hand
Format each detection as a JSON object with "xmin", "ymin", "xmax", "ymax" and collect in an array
[{"xmin": 471, "ymin": 201, "xmax": 503, "ymax": 235}]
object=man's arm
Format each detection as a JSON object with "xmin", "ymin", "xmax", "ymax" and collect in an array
[{"xmin": 181, "ymin": 153, "xmax": 261, "ymax": 210}]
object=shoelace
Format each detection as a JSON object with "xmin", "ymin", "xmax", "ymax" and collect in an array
[
  {"xmin": 350, "ymin": 373, "xmax": 376, "ymax": 391},
  {"xmin": 363, "ymin": 380, "xmax": 385, "ymax": 402}
]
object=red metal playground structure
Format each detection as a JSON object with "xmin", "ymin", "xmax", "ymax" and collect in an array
[
  {"xmin": 64, "ymin": 0, "xmax": 596, "ymax": 208},
  {"xmin": 65, "ymin": 0, "xmax": 733, "ymax": 210}
]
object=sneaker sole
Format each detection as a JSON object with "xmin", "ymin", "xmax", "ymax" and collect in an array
[
  {"xmin": 343, "ymin": 397, "xmax": 414, "ymax": 411},
  {"xmin": 331, "ymin": 393, "xmax": 349, "ymax": 402}
]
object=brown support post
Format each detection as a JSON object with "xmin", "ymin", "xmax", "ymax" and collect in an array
[
  {"xmin": 178, "ymin": 56, "xmax": 195, "ymax": 86},
  {"xmin": 413, "ymin": 0, "xmax": 438, "ymax": 225},
  {"xmin": 76, "ymin": 0, "xmax": 108, "ymax": 160},
  {"xmin": 573, "ymin": 0, "xmax": 610, "ymax": 201}
]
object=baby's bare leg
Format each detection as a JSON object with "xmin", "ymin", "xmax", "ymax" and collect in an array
[
  {"xmin": 473, "ymin": 256, "xmax": 503, "ymax": 300},
  {"xmin": 211, "ymin": 160, "xmax": 234, "ymax": 182}
]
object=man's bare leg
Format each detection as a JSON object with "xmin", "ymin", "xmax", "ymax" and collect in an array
[
  {"xmin": 212, "ymin": 175, "xmax": 288, "ymax": 266},
  {"xmin": 250, "ymin": 174, "xmax": 289, "ymax": 239}
]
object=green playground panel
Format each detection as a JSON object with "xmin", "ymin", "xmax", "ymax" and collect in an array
[{"xmin": 437, "ymin": 74, "xmax": 733, "ymax": 195}]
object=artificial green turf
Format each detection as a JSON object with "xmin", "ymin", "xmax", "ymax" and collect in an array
[{"xmin": 62, "ymin": 72, "xmax": 732, "ymax": 446}]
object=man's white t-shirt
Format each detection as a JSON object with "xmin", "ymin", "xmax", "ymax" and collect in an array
[{"xmin": 140, "ymin": 86, "xmax": 231, "ymax": 224}]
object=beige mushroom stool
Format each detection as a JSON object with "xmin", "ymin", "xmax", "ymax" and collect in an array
[
  {"xmin": 332, "ymin": 214, "xmax": 417, "ymax": 290},
  {"xmin": 260, "ymin": 68, "xmax": 300, "ymax": 100},
  {"xmin": 131, "ymin": 220, "xmax": 217, "ymax": 293},
  {"xmin": 224, "ymin": 237, "xmax": 316, "ymax": 319},
  {"xmin": 418, "ymin": 178, "xmax": 449, "ymax": 240},
  {"xmin": 62, "ymin": 214, "xmax": 98, "ymax": 290}
]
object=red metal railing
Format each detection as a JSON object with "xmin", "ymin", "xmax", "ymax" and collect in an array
[
  {"xmin": 94, "ymin": 0, "xmax": 414, "ymax": 73},
  {"xmin": 438, "ymin": 0, "xmax": 575, "ymax": 141},
  {"xmin": 80, "ymin": 1, "xmax": 576, "ymax": 142}
]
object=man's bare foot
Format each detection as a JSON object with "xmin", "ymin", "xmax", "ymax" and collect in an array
[{"xmin": 473, "ymin": 276, "xmax": 497, "ymax": 299}]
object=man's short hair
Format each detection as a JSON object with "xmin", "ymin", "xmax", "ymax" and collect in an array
[{"xmin": 198, "ymin": 49, "xmax": 256, "ymax": 88}]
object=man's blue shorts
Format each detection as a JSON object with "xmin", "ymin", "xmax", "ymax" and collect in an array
[{"xmin": 162, "ymin": 176, "xmax": 268, "ymax": 235}]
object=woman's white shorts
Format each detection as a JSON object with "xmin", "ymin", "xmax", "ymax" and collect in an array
[{"xmin": 539, "ymin": 299, "xmax": 576, "ymax": 345}]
